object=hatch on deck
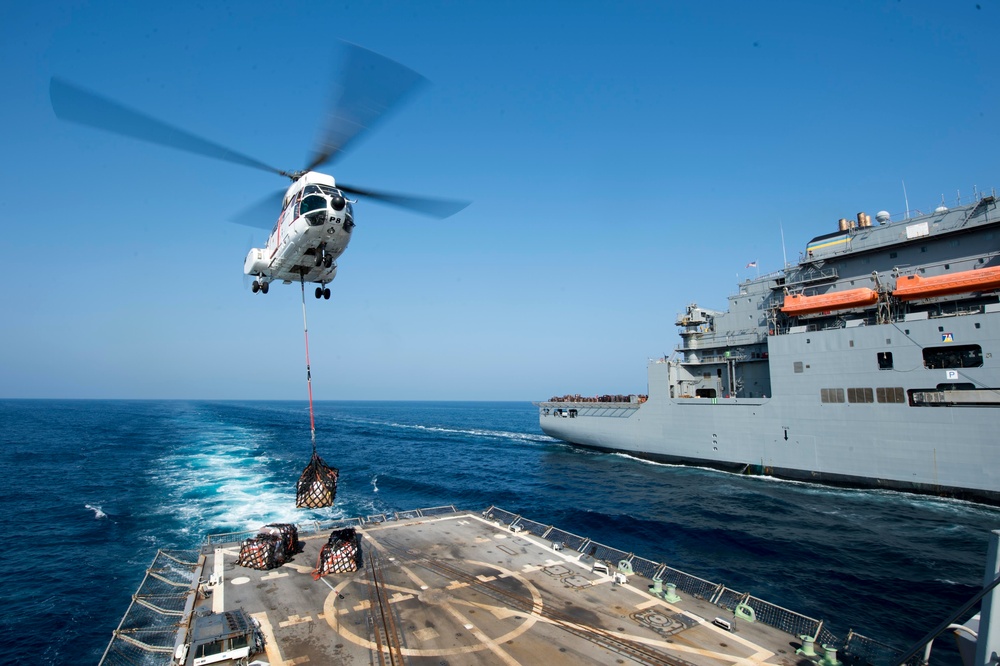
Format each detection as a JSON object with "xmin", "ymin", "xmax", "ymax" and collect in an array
[{"xmin": 179, "ymin": 609, "xmax": 265, "ymax": 666}]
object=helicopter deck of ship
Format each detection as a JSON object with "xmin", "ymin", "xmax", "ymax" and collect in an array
[{"xmin": 186, "ymin": 508, "xmax": 814, "ymax": 666}]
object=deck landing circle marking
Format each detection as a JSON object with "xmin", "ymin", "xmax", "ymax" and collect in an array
[
  {"xmin": 323, "ymin": 559, "xmax": 541, "ymax": 657},
  {"xmin": 231, "ymin": 576, "xmax": 251, "ymax": 585}
]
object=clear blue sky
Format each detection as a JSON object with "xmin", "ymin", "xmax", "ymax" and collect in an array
[{"xmin": 2, "ymin": 1, "xmax": 996, "ymax": 400}]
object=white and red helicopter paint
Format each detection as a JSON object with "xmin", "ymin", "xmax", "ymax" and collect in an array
[{"xmin": 50, "ymin": 43, "xmax": 468, "ymax": 300}]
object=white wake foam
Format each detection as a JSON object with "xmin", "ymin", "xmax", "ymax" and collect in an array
[
  {"xmin": 150, "ymin": 421, "xmax": 344, "ymax": 535},
  {"xmin": 85, "ymin": 504, "xmax": 107, "ymax": 519}
]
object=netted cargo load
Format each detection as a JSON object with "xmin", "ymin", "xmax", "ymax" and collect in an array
[
  {"xmin": 236, "ymin": 534, "xmax": 286, "ymax": 570},
  {"xmin": 236, "ymin": 523, "xmax": 302, "ymax": 571},
  {"xmin": 297, "ymin": 450, "xmax": 340, "ymax": 508},
  {"xmin": 259, "ymin": 523, "xmax": 300, "ymax": 557},
  {"xmin": 313, "ymin": 528, "xmax": 362, "ymax": 578}
]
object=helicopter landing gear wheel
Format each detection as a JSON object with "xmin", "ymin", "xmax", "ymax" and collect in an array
[
  {"xmin": 324, "ymin": 253, "xmax": 333, "ymax": 268},
  {"xmin": 314, "ymin": 251, "xmax": 323, "ymax": 267},
  {"xmin": 323, "ymin": 288, "xmax": 331, "ymax": 300},
  {"xmin": 260, "ymin": 281, "xmax": 269, "ymax": 294},
  {"xmin": 251, "ymin": 280, "xmax": 260, "ymax": 294},
  {"xmin": 315, "ymin": 287, "xmax": 323, "ymax": 299}
]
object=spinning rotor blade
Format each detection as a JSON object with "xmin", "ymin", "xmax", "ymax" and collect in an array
[
  {"xmin": 50, "ymin": 78, "xmax": 290, "ymax": 177},
  {"xmin": 232, "ymin": 189, "xmax": 286, "ymax": 229},
  {"xmin": 337, "ymin": 182, "xmax": 470, "ymax": 219},
  {"xmin": 305, "ymin": 43, "xmax": 426, "ymax": 173}
]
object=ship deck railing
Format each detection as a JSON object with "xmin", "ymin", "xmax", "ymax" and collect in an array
[
  {"xmin": 101, "ymin": 504, "xmax": 924, "ymax": 666},
  {"xmin": 484, "ymin": 505, "xmax": 923, "ymax": 666},
  {"xmin": 98, "ymin": 549, "xmax": 202, "ymax": 666}
]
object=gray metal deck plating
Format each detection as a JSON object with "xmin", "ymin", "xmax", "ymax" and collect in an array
[{"xmin": 195, "ymin": 509, "xmax": 806, "ymax": 665}]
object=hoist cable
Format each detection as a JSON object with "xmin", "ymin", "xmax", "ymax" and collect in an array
[{"xmin": 300, "ymin": 278, "xmax": 316, "ymax": 449}]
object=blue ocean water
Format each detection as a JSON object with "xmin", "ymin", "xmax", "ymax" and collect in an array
[{"xmin": 1, "ymin": 399, "xmax": 997, "ymax": 664}]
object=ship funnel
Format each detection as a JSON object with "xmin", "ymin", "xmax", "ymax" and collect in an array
[
  {"xmin": 857, "ymin": 212, "xmax": 872, "ymax": 228},
  {"xmin": 838, "ymin": 218, "xmax": 849, "ymax": 231}
]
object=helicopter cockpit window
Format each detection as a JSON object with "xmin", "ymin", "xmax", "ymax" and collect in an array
[{"xmin": 300, "ymin": 194, "xmax": 327, "ymax": 216}]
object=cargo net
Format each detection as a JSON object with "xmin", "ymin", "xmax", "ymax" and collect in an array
[
  {"xmin": 297, "ymin": 450, "xmax": 340, "ymax": 509},
  {"xmin": 236, "ymin": 523, "xmax": 301, "ymax": 571},
  {"xmin": 313, "ymin": 528, "xmax": 363, "ymax": 578}
]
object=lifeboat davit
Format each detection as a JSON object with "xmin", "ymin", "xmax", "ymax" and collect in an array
[
  {"xmin": 893, "ymin": 266, "xmax": 1000, "ymax": 301},
  {"xmin": 781, "ymin": 288, "xmax": 878, "ymax": 316}
]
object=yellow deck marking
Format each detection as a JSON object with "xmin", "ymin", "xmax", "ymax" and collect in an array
[
  {"xmin": 446, "ymin": 580, "xmax": 469, "ymax": 590},
  {"xmin": 442, "ymin": 602, "xmax": 522, "ymax": 666},
  {"xmin": 476, "ymin": 574, "xmax": 497, "ymax": 582},
  {"xmin": 413, "ymin": 627, "xmax": 439, "ymax": 641},
  {"xmin": 375, "ymin": 582, "xmax": 420, "ymax": 596},
  {"xmin": 635, "ymin": 598, "xmax": 664, "ymax": 610},
  {"xmin": 261, "ymin": 570, "xmax": 289, "ymax": 580},
  {"xmin": 250, "ymin": 611, "xmax": 286, "ymax": 666},
  {"xmin": 398, "ymin": 564, "xmax": 429, "ymax": 589},
  {"xmin": 449, "ymin": 596, "xmax": 521, "ymax": 620},
  {"xmin": 283, "ymin": 562, "xmax": 314, "ymax": 574},
  {"xmin": 323, "ymin": 539, "xmax": 542, "ymax": 659},
  {"xmin": 279, "ymin": 614, "xmax": 313, "ymax": 628}
]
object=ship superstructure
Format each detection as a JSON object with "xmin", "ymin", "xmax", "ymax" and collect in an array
[{"xmin": 540, "ymin": 191, "xmax": 1000, "ymax": 503}]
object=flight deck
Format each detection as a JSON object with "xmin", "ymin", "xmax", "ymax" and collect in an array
[{"xmin": 99, "ymin": 507, "xmax": 897, "ymax": 666}]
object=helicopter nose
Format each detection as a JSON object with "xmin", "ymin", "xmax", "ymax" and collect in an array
[{"xmin": 330, "ymin": 195, "xmax": 346, "ymax": 211}]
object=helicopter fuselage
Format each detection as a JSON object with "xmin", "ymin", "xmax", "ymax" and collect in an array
[{"xmin": 243, "ymin": 172, "xmax": 354, "ymax": 297}]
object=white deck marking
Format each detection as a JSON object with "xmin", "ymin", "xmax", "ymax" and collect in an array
[{"xmin": 212, "ymin": 548, "xmax": 225, "ymax": 613}]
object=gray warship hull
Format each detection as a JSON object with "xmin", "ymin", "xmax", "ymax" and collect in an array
[{"xmin": 540, "ymin": 193, "xmax": 1000, "ymax": 503}]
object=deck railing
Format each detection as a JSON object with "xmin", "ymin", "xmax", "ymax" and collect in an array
[
  {"xmin": 482, "ymin": 505, "xmax": 921, "ymax": 666},
  {"xmin": 102, "ymin": 505, "xmax": 924, "ymax": 666}
]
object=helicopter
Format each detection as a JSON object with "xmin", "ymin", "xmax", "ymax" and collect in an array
[{"xmin": 50, "ymin": 43, "xmax": 469, "ymax": 300}]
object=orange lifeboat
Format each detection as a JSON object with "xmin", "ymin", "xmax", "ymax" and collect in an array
[
  {"xmin": 781, "ymin": 288, "xmax": 878, "ymax": 316},
  {"xmin": 893, "ymin": 266, "xmax": 1000, "ymax": 301}
]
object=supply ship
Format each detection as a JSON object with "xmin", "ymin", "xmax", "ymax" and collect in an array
[{"xmin": 539, "ymin": 189, "xmax": 1000, "ymax": 503}]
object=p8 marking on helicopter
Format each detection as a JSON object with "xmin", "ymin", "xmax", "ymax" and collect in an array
[{"xmin": 50, "ymin": 43, "xmax": 469, "ymax": 300}]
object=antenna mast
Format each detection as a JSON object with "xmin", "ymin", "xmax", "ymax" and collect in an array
[{"xmin": 780, "ymin": 221, "xmax": 787, "ymax": 268}]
